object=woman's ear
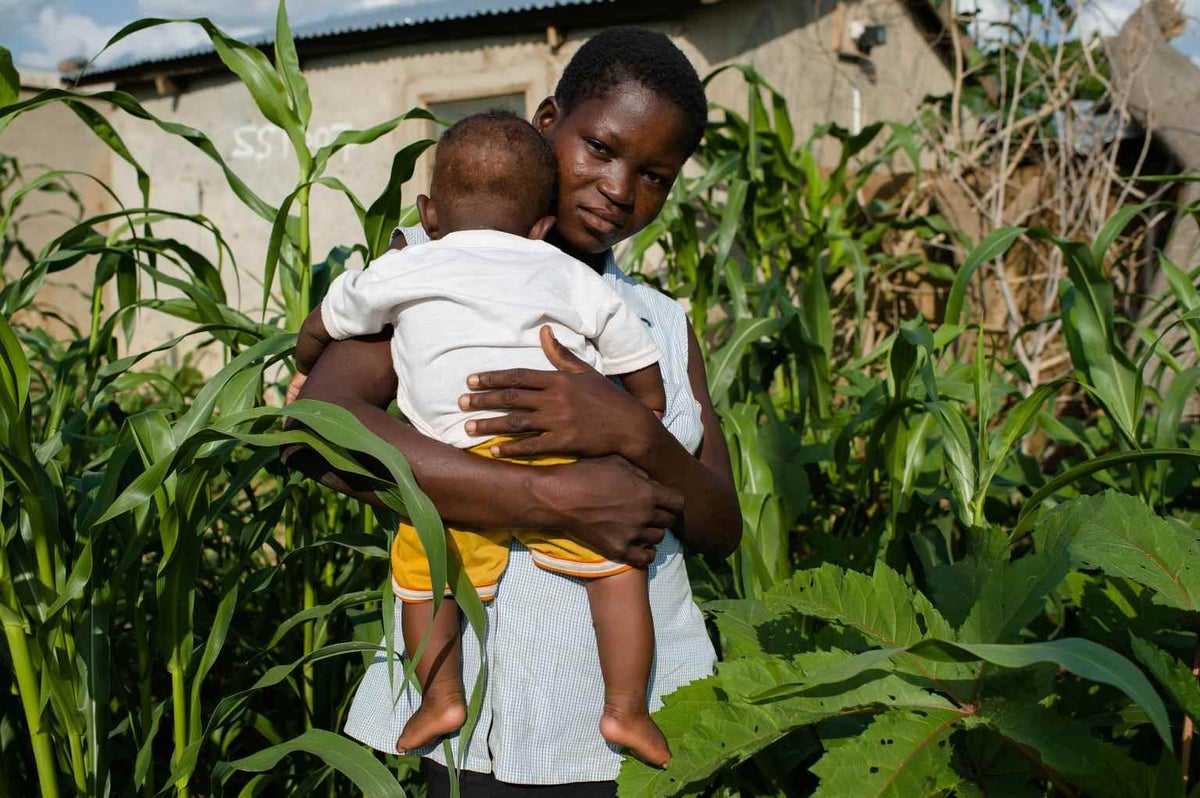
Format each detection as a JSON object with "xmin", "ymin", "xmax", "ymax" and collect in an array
[
  {"xmin": 532, "ymin": 96, "xmax": 560, "ymax": 134},
  {"xmin": 416, "ymin": 194, "xmax": 440, "ymax": 240},
  {"xmin": 527, "ymin": 215, "xmax": 556, "ymax": 241}
]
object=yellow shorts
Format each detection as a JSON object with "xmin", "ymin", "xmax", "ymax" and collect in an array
[{"xmin": 390, "ymin": 437, "xmax": 630, "ymax": 603}]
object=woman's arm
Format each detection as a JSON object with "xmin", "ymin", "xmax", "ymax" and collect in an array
[
  {"xmin": 285, "ymin": 333, "xmax": 683, "ymax": 567},
  {"xmin": 461, "ymin": 324, "xmax": 742, "ymax": 557}
]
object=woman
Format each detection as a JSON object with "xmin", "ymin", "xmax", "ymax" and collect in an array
[{"xmin": 292, "ymin": 27, "xmax": 741, "ymax": 796}]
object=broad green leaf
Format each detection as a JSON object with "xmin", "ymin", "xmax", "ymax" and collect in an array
[
  {"xmin": 1035, "ymin": 491, "xmax": 1200, "ymax": 611},
  {"xmin": 811, "ymin": 708, "xmax": 963, "ymax": 797},
  {"xmin": 766, "ymin": 564, "xmax": 968, "ymax": 690},
  {"xmin": 977, "ymin": 698, "xmax": 1166, "ymax": 798},
  {"xmin": 957, "ymin": 551, "xmax": 1069, "ymax": 643},
  {"xmin": 1130, "ymin": 635, "xmax": 1200, "ymax": 720},
  {"xmin": 617, "ymin": 651, "xmax": 951, "ymax": 798},
  {"xmin": 212, "ymin": 729, "xmax": 406, "ymax": 797},
  {"xmin": 767, "ymin": 563, "xmax": 952, "ymax": 649}
]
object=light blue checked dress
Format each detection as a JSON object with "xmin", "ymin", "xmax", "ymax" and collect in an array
[{"xmin": 344, "ymin": 226, "xmax": 717, "ymax": 784}]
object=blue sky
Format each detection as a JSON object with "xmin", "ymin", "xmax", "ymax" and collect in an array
[{"xmin": 1, "ymin": 0, "xmax": 1197, "ymax": 73}]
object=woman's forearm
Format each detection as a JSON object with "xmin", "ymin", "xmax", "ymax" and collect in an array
[
  {"xmin": 625, "ymin": 418, "xmax": 741, "ymax": 557},
  {"xmin": 622, "ymin": 324, "xmax": 741, "ymax": 557},
  {"xmin": 288, "ymin": 336, "xmax": 682, "ymax": 569}
]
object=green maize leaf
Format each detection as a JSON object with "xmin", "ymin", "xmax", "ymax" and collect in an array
[
  {"xmin": 928, "ymin": 401, "xmax": 977, "ymax": 525},
  {"xmin": 1090, "ymin": 201, "xmax": 1153, "ymax": 266},
  {"xmin": 1130, "ymin": 634, "xmax": 1200, "ymax": 720},
  {"xmin": 99, "ymin": 17, "xmax": 307, "ymax": 168},
  {"xmin": 310, "ymin": 108, "xmax": 435, "ymax": 175},
  {"xmin": 910, "ymin": 638, "xmax": 1172, "ymax": 747},
  {"xmin": 212, "ymin": 729, "xmax": 406, "ymax": 797},
  {"xmin": 41, "ymin": 541, "xmax": 92, "ymax": 624},
  {"xmin": 0, "ymin": 88, "xmax": 276, "ymax": 220},
  {"xmin": 273, "ymin": 0, "xmax": 311, "ymax": 127},
  {"xmin": 1034, "ymin": 490, "xmax": 1200, "ymax": 611},
  {"xmin": 810, "ymin": 708, "xmax": 963, "ymax": 798},
  {"xmin": 364, "ymin": 139, "xmax": 435, "ymax": 260},
  {"xmin": 66, "ymin": 100, "xmax": 150, "ymax": 201},
  {"xmin": 1014, "ymin": 449, "xmax": 1200, "ymax": 538},
  {"xmin": 0, "ymin": 313, "xmax": 30, "ymax": 414},
  {"xmin": 264, "ymin": 590, "xmax": 378, "ymax": 650},
  {"xmin": 175, "ymin": 334, "xmax": 295, "ymax": 444},
  {"xmin": 956, "ymin": 550, "xmax": 1070, "ymax": 643},
  {"xmin": 1154, "ymin": 367, "xmax": 1200, "ymax": 451},
  {"xmin": 978, "ymin": 379, "xmax": 1067, "ymax": 503},
  {"xmin": 187, "ymin": 583, "xmax": 239, "ymax": 746},
  {"xmin": 976, "ymin": 698, "xmax": 1168, "ymax": 798},
  {"xmin": 944, "ymin": 227, "xmax": 1026, "ymax": 326},
  {"xmin": 1054, "ymin": 232, "xmax": 1139, "ymax": 444},
  {"xmin": 165, "ymin": 640, "xmax": 388, "ymax": 788},
  {"xmin": 0, "ymin": 46, "xmax": 18, "ymax": 107},
  {"xmin": 617, "ymin": 650, "xmax": 952, "ymax": 798}
]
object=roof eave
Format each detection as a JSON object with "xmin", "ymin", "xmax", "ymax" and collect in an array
[{"xmin": 73, "ymin": 0, "xmax": 700, "ymax": 87}]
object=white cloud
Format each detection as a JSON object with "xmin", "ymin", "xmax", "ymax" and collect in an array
[
  {"xmin": 16, "ymin": 7, "xmax": 119, "ymax": 70},
  {"xmin": 9, "ymin": 0, "xmax": 432, "ymax": 72}
]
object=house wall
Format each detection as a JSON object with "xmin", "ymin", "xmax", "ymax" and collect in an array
[{"xmin": 10, "ymin": 0, "xmax": 952, "ymax": 366}]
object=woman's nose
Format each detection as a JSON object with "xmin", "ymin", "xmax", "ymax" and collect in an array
[{"xmin": 597, "ymin": 166, "xmax": 634, "ymax": 211}]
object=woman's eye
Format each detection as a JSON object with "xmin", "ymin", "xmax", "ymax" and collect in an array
[
  {"xmin": 584, "ymin": 138, "xmax": 610, "ymax": 156},
  {"xmin": 643, "ymin": 171, "xmax": 669, "ymax": 188}
]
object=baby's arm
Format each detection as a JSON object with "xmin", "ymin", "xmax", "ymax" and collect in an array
[
  {"xmin": 296, "ymin": 306, "xmax": 334, "ymax": 377},
  {"xmin": 289, "ymin": 261, "xmax": 399, "ymax": 402},
  {"xmin": 620, "ymin": 362, "xmax": 666, "ymax": 420},
  {"xmin": 287, "ymin": 307, "xmax": 334, "ymax": 403}
]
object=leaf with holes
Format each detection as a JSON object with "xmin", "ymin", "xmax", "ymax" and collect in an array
[{"xmin": 811, "ymin": 708, "xmax": 963, "ymax": 797}]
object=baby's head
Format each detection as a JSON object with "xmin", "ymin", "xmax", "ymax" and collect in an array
[{"xmin": 417, "ymin": 111, "xmax": 557, "ymax": 240}]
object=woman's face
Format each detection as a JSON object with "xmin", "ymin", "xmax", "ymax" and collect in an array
[{"xmin": 534, "ymin": 82, "xmax": 693, "ymax": 255}]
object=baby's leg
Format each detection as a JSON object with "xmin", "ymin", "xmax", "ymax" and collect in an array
[
  {"xmin": 395, "ymin": 598, "xmax": 467, "ymax": 753},
  {"xmin": 586, "ymin": 568, "xmax": 672, "ymax": 768}
]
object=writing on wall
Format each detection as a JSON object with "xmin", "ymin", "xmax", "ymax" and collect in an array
[{"xmin": 231, "ymin": 123, "xmax": 355, "ymax": 163}]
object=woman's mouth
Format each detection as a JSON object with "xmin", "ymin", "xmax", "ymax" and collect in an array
[{"xmin": 578, "ymin": 207, "xmax": 624, "ymax": 237}]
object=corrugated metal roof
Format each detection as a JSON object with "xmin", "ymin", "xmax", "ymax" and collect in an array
[{"xmin": 88, "ymin": 0, "xmax": 615, "ymax": 76}]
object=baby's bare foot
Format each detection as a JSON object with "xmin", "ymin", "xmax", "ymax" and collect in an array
[
  {"xmin": 395, "ymin": 694, "xmax": 467, "ymax": 753},
  {"xmin": 600, "ymin": 705, "xmax": 671, "ymax": 768}
]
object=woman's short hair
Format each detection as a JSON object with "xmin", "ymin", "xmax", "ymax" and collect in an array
[{"xmin": 554, "ymin": 27, "xmax": 707, "ymax": 155}]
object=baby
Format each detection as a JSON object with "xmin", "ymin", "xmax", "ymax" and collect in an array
[{"xmin": 294, "ymin": 111, "xmax": 671, "ymax": 767}]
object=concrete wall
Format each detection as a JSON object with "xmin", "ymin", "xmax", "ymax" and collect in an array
[{"xmin": 10, "ymin": 0, "xmax": 952, "ymax": 365}]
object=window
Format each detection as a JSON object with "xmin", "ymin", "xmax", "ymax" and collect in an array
[{"xmin": 427, "ymin": 92, "xmax": 527, "ymax": 136}]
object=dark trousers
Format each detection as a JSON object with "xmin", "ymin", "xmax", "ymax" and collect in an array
[{"xmin": 425, "ymin": 761, "xmax": 617, "ymax": 797}]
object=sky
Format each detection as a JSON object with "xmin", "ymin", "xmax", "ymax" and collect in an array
[{"xmin": 1, "ymin": 0, "xmax": 1197, "ymax": 74}]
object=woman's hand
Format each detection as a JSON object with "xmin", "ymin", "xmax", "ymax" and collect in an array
[
  {"xmin": 531, "ymin": 456, "xmax": 682, "ymax": 567},
  {"xmin": 459, "ymin": 326, "xmax": 658, "ymax": 460}
]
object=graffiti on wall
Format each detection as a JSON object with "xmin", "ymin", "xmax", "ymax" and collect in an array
[{"xmin": 231, "ymin": 123, "xmax": 355, "ymax": 162}]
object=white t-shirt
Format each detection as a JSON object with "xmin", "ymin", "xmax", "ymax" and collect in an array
[{"xmin": 320, "ymin": 228, "xmax": 661, "ymax": 448}]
